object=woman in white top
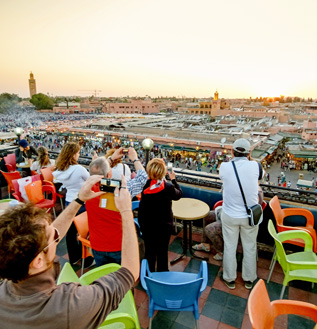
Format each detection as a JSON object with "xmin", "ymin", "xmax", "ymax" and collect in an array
[
  {"xmin": 105, "ymin": 148, "xmax": 131, "ymax": 181},
  {"xmin": 30, "ymin": 146, "xmax": 55, "ymax": 174},
  {"xmin": 53, "ymin": 142, "xmax": 89, "ymax": 264}
]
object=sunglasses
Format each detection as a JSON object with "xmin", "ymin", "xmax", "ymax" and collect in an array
[{"xmin": 41, "ymin": 227, "xmax": 60, "ymax": 253}]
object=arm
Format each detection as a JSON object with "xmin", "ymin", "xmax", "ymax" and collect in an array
[
  {"xmin": 168, "ymin": 169, "xmax": 183, "ymax": 200},
  {"xmin": 127, "ymin": 147, "xmax": 145, "ymax": 171},
  {"xmin": 53, "ymin": 175, "xmax": 105, "ymax": 239},
  {"xmin": 115, "ymin": 177, "xmax": 140, "ymax": 281},
  {"xmin": 127, "ymin": 169, "xmax": 148, "ymax": 198}
]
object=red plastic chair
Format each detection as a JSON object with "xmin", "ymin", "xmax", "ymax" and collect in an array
[
  {"xmin": 248, "ymin": 279, "xmax": 317, "ymax": 329},
  {"xmin": 0, "ymin": 170, "xmax": 21, "ymax": 197},
  {"xmin": 73, "ymin": 211, "xmax": 93, "ymax": 276},
  {"xmin": 12, "ymin": 174, "xmax": 57, "ymax": 217},
  {"xmin": 3, "ymin": 154, "xmax": 16, "ymax": 172},
  {"xmin": 41, "ymin": 167, "xmax": 64, "ymax": 210}
]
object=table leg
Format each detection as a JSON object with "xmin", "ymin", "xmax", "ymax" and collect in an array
[
  {"xmin": 189, "ymin": 220, "xmax": 209, "ymax": 261},
  {"xmin": 170, "ymin": 220, "xmax": 188, "ymax": 265}
]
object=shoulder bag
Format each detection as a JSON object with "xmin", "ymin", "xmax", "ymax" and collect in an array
[{"xmin": 231, "ymin": 161, "xmax": 263, "ymax": 226}]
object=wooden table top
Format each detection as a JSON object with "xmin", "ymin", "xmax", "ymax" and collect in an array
[{"xmin": 172, "ymin": 198, "xmax": 210, "ymax": 221}]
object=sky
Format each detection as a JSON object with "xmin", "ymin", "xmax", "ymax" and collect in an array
[{"xmin": 1, "ymin": 0, "xmax": 317, "ymax": 99}]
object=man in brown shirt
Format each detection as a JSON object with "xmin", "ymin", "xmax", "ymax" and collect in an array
[{"xmin": 0, "ymin": 175, "xmax": 139, "ymax": 329}]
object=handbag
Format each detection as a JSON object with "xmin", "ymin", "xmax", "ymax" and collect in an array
[
  {"xmin": 25, "ymin": 180, "xmax": 45, "ymax": 204},
  {"xmin": 232, "ymin": 162, "xmax": 263, "ymax": 226}
]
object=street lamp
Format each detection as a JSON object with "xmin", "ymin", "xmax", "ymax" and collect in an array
[
  {"xmin": 14, "ymin": 127, "xmax": 24, "ymax": 141},
  {"xmin": 142, "ymin": 138, "xmax": 154, "ymax": 166}
]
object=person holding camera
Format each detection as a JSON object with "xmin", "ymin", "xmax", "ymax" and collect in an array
[
  {"xmin": 138, "ymin": 158, "xmax": 182, "ymax": 272},
  {"xmin": 87, "ymin": 147, "xmax": 147, "ymax": 266},
  {"xmin": 105, "ymin": 148, "xmax": 131, "ymax": 181}
]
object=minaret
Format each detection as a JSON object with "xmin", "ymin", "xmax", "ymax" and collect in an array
[
  {"xmin": 29, "ymin": 72, "xmax": 37, "ymax": 97},
  {"xmin": 214, "ymin": 90, "xmax": 219, "ymax": 101}
]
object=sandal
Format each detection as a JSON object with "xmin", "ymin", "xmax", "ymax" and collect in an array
[
  {"xmin": 192, "ymin": 243, "xmax": 210, "ymax": 253},
  {"xmin": 213, "ymin": 253, "xmax": 223, "ymax": 261}
]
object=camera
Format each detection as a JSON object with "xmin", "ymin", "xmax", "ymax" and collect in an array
[
  {"xmin": 122, "ymin": 149, "xmax": 129, "ymax": 155},
  {"xmin": 167, "ymin": 162, "xmax": 173, "ymax": 173},
  {"xmin": 100, "ymin": 178, "xmax": 122, "ymax": 192}
]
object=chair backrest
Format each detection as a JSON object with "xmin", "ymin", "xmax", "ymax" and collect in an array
[
  {"xmin": 73, "ymin": 212, "xmax": 89, "ymax": 239},
  {"xmin": 248, "ymin": 279, "xmax": 276, "ymax": 329},
  {"xmin": 144, "ymin": 276, "xmax": 203, "ymax": 310},
  {"xmin": 267, "ymin": 220, "xmax": 288, "ymax": 271},
  {"xmin": 57, "ymin": 262, "xmax": 81, "ymax": 284},
  {"xmin": 80, "ymin": 263, "xmax": 121, "ymax": 285},
  {"xmin": 40, "ymin": 166, "xmax": 54, "ymax": 182},
  {"xmin": 4, "ymin": 154, "xmax": 16, "ymax": 172},
  {"xmin": 269, "ymin": 196, "xmax": 284, "ymax": 227},
  {"xmin": 1, "ymin": 171, "xmax": 21, "ymax": 192},
  {"xmin": 132, "ymin": 200, "xmax": 140, "ymax": 211},
  {"xmin": 12, "ymin": 175, "xmax": 41, "ymax": 202}
]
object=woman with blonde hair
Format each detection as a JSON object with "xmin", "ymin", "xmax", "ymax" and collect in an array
[
  {"xmin": 30, "ymin": 146, "xmax": 55, "ymax": 174},
  {"xmin": 138, "ymin": 158, "xmax": 182, "ymax": 272},
  {"xmin": 105, "ymin": 148, "xmax": 131, "ymax": 181},
  {"xmin": 53, "ymin": 142, "xmax": 89, "ymax": 264}
]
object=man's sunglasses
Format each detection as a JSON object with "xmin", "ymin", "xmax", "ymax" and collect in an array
[{"xmin": 40, "ymin": 227, "xmax": 60, "ymax": 253}]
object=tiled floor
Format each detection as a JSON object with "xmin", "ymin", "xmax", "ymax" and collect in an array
[{"xmin": 56, "ymin": 231, "xmax": 317, "ymax": 329}]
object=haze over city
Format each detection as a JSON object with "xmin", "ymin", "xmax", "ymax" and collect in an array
[{"xmin": 1, "ymin": 0, "xmax": 317, "ymax": 99}]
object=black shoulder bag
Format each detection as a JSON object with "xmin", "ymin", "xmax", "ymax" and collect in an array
[{"xmin": 232, "ymin": 161, "xmax": 263, "ymax": 226}]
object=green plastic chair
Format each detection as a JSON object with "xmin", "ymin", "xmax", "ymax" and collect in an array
[
  {"xmin": 267, "ymin": 220, "xmax": 317, "ymax": 299},
  {"xmin": 57, "ymin": 263, "xmax": 140, "ymax": 329}
]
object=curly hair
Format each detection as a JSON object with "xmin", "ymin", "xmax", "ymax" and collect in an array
[
  {"xmin": 37, "ymin": 146, "xmax": 50, "ymax": 167},
  {"xmin": 146, "ymin": 158, "xmax": 166, "ymax": 180},
  {"xmin": 0, "ymin": 204, "xmax": 51, "ymax": 282},
  {"xmin": 55, "ymin": 142, "xmax": 80, "ymax": 171},
  {"xmin": 105, "ymin": 149, "xmax": 121, "ymax": 168}
]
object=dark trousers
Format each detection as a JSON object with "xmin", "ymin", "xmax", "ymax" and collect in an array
[
  {"xmin": 65, "ymin": 201, "xmax": 86, "ymax": 264},
  {"xmin": 143, "ymin": 228, "xmax": 171, "ymax": 272}
]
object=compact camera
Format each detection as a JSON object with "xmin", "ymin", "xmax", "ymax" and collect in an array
[
  {"xmin": 100, "ymin": 178, "xmax": 122, "ymax": 192},
  {"xmin": 122, "ymin": 149, "xmax": 129, "ymax": 155},
  {"xmin": 167, "ymin": 162, "xmax": 173, "ymax": 173}
]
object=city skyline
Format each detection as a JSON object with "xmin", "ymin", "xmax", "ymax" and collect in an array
[{"xmin": 1, "ymin": 0, "xmax": 317, "ymax": 99}]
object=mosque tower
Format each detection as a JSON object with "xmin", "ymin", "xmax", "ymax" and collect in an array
[
  {"xmin": 29, "ymin": 72, "xmax": 37, "ymax": 97},
  {"xmin": 214, "ymin": 90, "xmax": 219, "ymax": 100}
]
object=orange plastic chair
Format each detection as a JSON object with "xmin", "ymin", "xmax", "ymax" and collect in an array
[
  {"xmin": 248, "ymin": 279, "xmax": 317, "ymax": 329},
  {"xmin": 41, "ymin": 167, "xmax": 64, "ymax": 210},
  {"xmin": 73, "ymin": 211, "xmax": 93, "ymax": 276},
  {"xmin": 0, "ymin": 170, "xmax": 21, "ymax": 197},
  {"xmin": 12, "ymin": 174, "xmax": 57, "ymax": 217},
  {"xmin": 3, "ymin": 154, "xmax": 16, "ymax": 172},
  {"xmin": 269, "ymin": 196, "xmax": 317, "ymax": 252}
]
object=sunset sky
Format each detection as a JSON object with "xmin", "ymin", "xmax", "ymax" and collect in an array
[{"xmin": 1, "ymin": 0, "xmax": 317, "ymax": 99}]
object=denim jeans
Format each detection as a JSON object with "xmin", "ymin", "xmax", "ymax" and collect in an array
[{"xmin": 92, "ymin": 249, "xmax": 122, "ymax": 267}]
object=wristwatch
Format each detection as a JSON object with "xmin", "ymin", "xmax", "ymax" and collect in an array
[
  {"xmin": 133, "ymin": 159, "xmax": 140, "ymax": 163},
  {"xmin": 74, "ymin": 194, "xmax": 85, "ymax": 205}
]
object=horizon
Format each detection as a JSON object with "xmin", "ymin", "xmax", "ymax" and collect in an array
[{"xmin": 1, "ymin": 0, "xmax": 317, "ymax": 99}]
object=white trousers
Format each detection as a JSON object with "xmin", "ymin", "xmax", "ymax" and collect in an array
[{"xmin": 221, "ymin": 211, "xmax": 259, "ymax": 282}]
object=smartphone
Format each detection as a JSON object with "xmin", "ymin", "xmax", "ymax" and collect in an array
[
  {"xmin": 167, "ymin": 162, "xmax": 173, "ymax": 173},
  {"xmin": 100, "ymin": 178, "xmax": 122, "ymax": 192},
  {"xmin": 122, "ymin": 149, "xmax": 129, "ymax": 155}
]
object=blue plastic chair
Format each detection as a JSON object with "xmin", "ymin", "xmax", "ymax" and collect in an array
[
  {"xmin": 140, "ymin": 259, "xmax": 208, "ymax": 329},
  {"xmin": 132, "ymin": 200, "xmax": 141, "ymax": 237}
]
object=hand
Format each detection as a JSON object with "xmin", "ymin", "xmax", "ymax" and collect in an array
[
  {"xmin": 92, "ymin": 151, "xmax": 98, "ymax": 160},
  {"xmin": 127, "ymin": 147, "xmax": 138, "ymax": 161},
  {"xmin": 169, "ymin": 169, "xmax": 176, "ymax": 180},
  {"xmin": 114, "ymin": 176, "xmax": 132, "ymax": 212},
  {"xmin": 111, "ymin": 147, "xmax": 124, "ymax": 161},
  {"xmin": 78, "ymin": 175, "xmax": 106, "ymax": 202}
]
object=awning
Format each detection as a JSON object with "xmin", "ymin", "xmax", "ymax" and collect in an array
[
  {"xmin": 290, "ymin": 151, "xmax": 317, "ymax": 159},
  {"xmin": 297, "ymin": 179, "xmax": 313, "ymax": 188}
]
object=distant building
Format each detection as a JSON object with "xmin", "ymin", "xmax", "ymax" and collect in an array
[
  {"xmin": 28, "ymin": 72, "xmax": 36, "ymax": 97},
  {"xmin": 104, "ymin": 99, "xmax": 159, "ymax": 114}
]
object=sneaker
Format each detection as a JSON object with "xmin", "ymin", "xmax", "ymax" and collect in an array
[
  {"xmin": 244, "ymin": 281, "xmax": 253, "ymax": 290},
  {"xmin": 219, "ymin": 271, "xmax": 235, "ymax": 289}
]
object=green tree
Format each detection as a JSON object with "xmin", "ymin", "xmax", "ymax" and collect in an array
[
  {"xmin": 0, "ymin": 93, "xmax": 21, "ymax": 113},
  {"xmin": 30, "ymin": 93, "xmax": 54, "ymax": 110}
]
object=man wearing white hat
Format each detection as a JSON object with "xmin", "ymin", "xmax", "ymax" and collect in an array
[{"xmin": 219, "ymin": 138, "xmax": 264, "ymax": 290}]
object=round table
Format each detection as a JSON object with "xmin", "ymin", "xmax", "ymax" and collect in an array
[
  {"xmin": 170, "ymin": 198, "xmax": 210, "ymax": 264},
  {"xmin": 16, "ymin": 163, "xmax": 30, "ymax": 169}
]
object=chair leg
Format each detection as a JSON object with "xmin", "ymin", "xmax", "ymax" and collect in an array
[
  {"xmin": 149, "ymin": 317, "xmax": 152, "ymax": 329},
  {"xmin": 196, "ymin": 319, "xmax": 199, "ymax": 329},
  {"xmin": 81, "ymin": 258, "xmax": 84, "ymax": 276},
  {"xmin": 269, "ymin": 247, "xmax": 276, "ymax": 270},
  {"xmin": 280, "ymin": 285, "xmax": 287, "ymax": 299},
  {"xmin": 60, "ymin": 198, "xmax": 64, "ymax": 210},
  {"xmin": 267, "ymin": 259, "xmax": 276, "ymax": 283},
  {"xmin": 53, "ymin": 207, "xmax": 56, "ymax": 219}
]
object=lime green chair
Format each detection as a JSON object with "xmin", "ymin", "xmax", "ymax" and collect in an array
[
  {"xmin": 57, "ymin": 263, "xmax": 140, "ymax": 329},
  {"xmin": 267, "ymin": 220, "xmax": 317, "ymax": 299}
]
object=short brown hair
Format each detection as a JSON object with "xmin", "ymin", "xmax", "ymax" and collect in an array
[
  {"xmin": 146, "ymin": 158, "xmax": 166, "ymax": 180},
  {"xmin": 55, "ymin": 142, "xmax": 80, "ymax": 171},
  {"xmin": 105, "ymin": 149, "xmax": 121, "ymax": 168},
  {"xmin": 0, "ymin": 204, "xmax": 51, "ymax": 282}
]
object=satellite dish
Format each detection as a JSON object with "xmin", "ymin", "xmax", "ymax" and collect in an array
[{"xmin": 221, "ymin": 137, "xmax": 226, "ymax": 144}]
